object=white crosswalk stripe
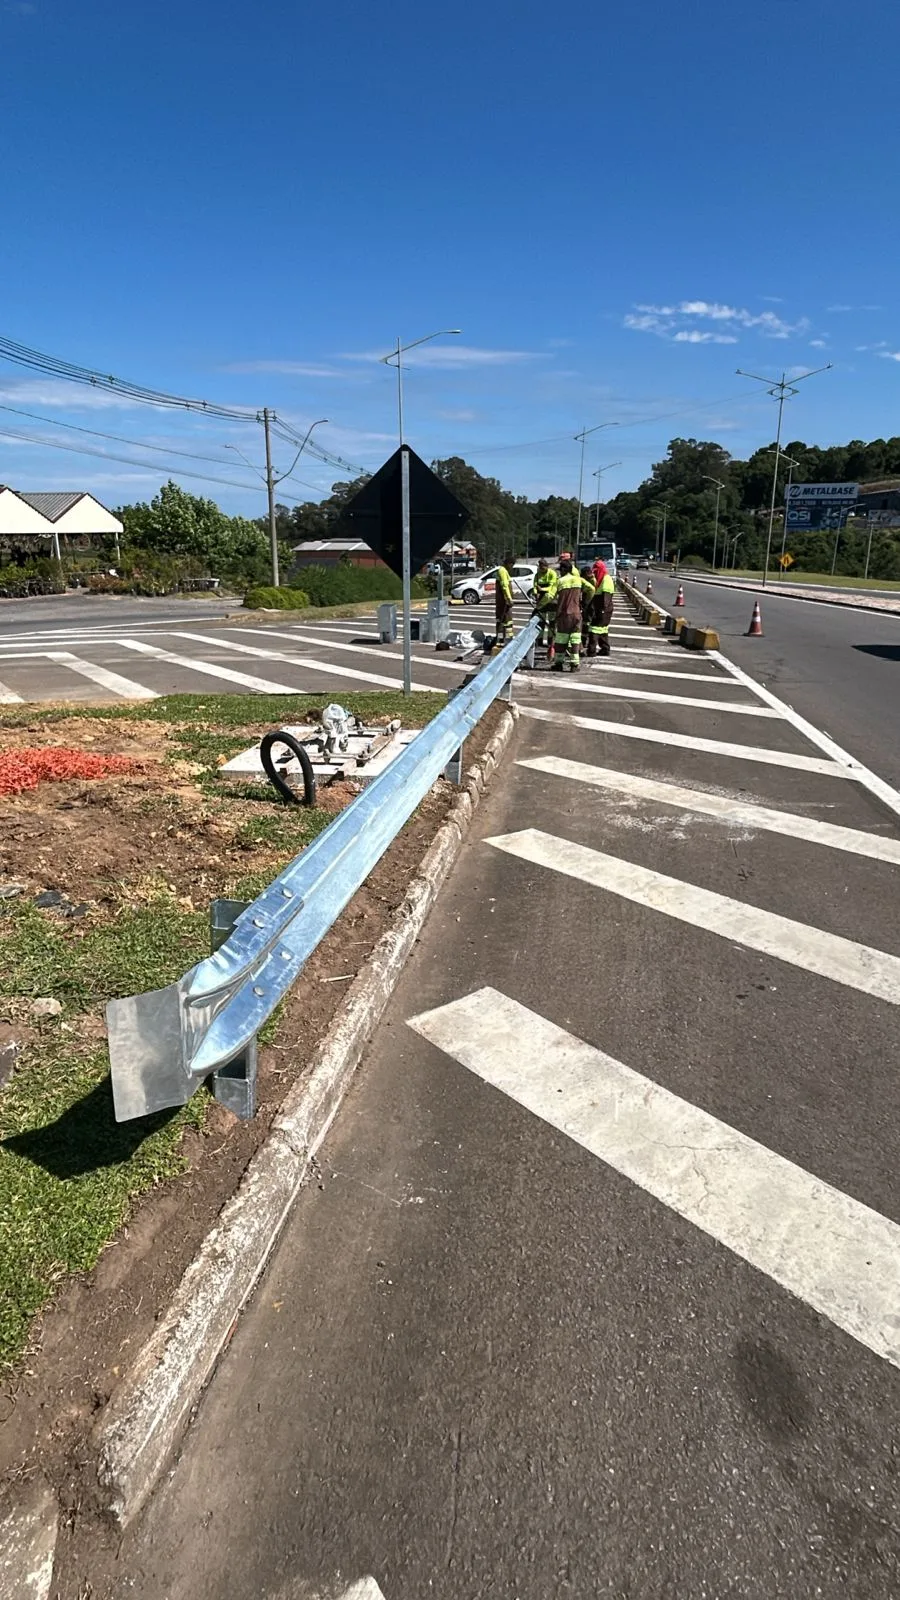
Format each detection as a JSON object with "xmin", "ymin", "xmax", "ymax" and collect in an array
[
  {"xmin": 210, "ymin": 627, "xmax": 471, "ymax": 676},
  {"xmin": 527, "ymin": 678, "xmax": 777, "ymax": 716},
  {"xmin": 47, "ymin": 651, "xmax": 160, "ymax": 700},
  {"xmin": 0, "ymin": 678, "xmax": 24, "ymax": 704},
  {"xmin": 518, "ymin": 756, "xmax": 900, "ymax": 865},
  {"xmin": 118, "ymin": 639, "xmax": 303, "ymax": 694},
  {"xmin": 486, "ymin": 827, "xmax": 900, "ymax": 1003},
  {"xmin": 518, "ymin": 704, "xmax": 854, "ymax": 778},
  {"xmin": 408, "ymin": 987, "xmax": 900, "ymax": 1371},
  {"xmin": 164, "ymin": 631, "xmax": 440, "ymax": 693},
  {"xmin": 582, "ymin": 662, "xmax": 726, "ymax": 681}
]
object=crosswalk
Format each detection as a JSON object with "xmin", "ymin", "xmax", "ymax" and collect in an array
[
  {"xmin": 0, "ymin": 592, "xmax": 713, "ymax": 705},
  {"xmin": 391, "ymin": 580, "xmax": 900, "ymax": 1391}
]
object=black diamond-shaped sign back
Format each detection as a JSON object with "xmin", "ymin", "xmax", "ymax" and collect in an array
[{"xmin": 332, "ymin": 446, "xmax": 470, "ymax": 580}]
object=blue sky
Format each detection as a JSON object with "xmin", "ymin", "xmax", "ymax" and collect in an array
[{"xmin": 2, "ymin": 0, "xmax": 899, "ymax": 516}]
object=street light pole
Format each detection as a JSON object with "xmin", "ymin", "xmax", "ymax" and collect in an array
[
  {"xmin": 702, "ymin": 475, "xmax": 725, "ymax": 572},
  {"xmin": 381, "ymin": 329, "xmax": 461, "ymax": 695},
  {"xmin": 574, "ymin": 422, "xmax": 618, "ymax": 549},
  {"xmin": 592, "ymin": 461, "xmax": 622, "ymax": 539},
  {"xmin": 737, "ymin": 364, "xmax": 831, "ymax": 588}
]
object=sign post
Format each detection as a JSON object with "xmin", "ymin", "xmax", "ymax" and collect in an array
[
  {"xmin": 334, "ymin": 446, "xmax": 470, "ymax": 695},
  {"xmin": 401, "ymin": 446, "xmax": 412, "ymax": 695}
]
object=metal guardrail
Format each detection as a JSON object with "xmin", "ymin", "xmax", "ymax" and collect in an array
[{"xmin": 107, "ymin": 616, "xmax": 540, "ymax": 1122}]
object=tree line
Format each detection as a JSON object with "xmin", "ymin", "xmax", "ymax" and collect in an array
[{"xmin": 280, "ymin": 435, "xmax": 900, "ymax": 579}]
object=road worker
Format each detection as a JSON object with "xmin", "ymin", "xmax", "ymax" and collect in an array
[
  {"xmin": 586, "ymin": 559, "xmax": 615, "ymax": 656},
  {"xmin": 531, "ymin": 558, "xmax": 558, "ymax": 652},
  {"xmin": 494, "ymin": 554, "xmax": 514, "ymax": 646},
  {"xmin": 551, "ymin": 558, "xmax": 583, "ymax": 672},
  {"xmin": 579, "ymin": 566, "xmax": 597, "ymax": 652}
]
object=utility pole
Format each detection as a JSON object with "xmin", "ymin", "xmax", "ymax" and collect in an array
[
  {"xmin": 262, "ymin": 409, "xmax": 279, "ymax": 588},
  {"xmin": 229, "ymin": 415, "xmax": 330, "ymax": 590},
  {"xmin": 702, "ymin": 476, "xmax": 725, "ymax": 572},
  {"xmin": 661, "ymin": 501, "xmax": 668, "ymax": 562},
  {"xmin": 574, "ymin": 422, "xmax": 618, "ymax": 549},
  {"xmin": 737, "ymin": 365, "xmax": 831, "ymax": 588},
  {"xmin": 864, "ymin": 514, "xmax": 876, "ymax": 580}
]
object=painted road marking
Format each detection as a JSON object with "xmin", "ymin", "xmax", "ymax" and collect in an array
[
  {"xmin": 0, "ymin": 678, "xmax": 23, "ymax": 703},
  {"xmin": 712, "ymin": 648, "xmax": 900, "ymax": 824},
  {"xmin": 519, "ymin": 756, "xmax": 900, "ymax": 865},
  {"xmin": 222, "ymin": 627, "xmax": 470, "ymax": 676},
  {"xmin": 168, "ymin": 631, "xmax": 439, "ymax": 693},
  {"xmin": 0, "ymin": 616, "xmax": 227, "ymax": 648},
  {"xmin": 408, "ymin": 988, "xmax": 900, "ymax": 1371},
  {"xmin": 518, "ymin": 704, "xmax": 853, "ymax": 779},
  {"xmin": 583, "ymin": 663, "xmax": 723, "ymax": 682},
  {"xmin": 486, "ymin": 828, "xmax": 900, "ymax": 1003},
  {"xmin": 47, "ymin": 651, "xmax": 160, "ymax": 700},
  {"xmin": 118, "ymin": 639, "xmax": 301, "ymax": 694},
  {"xmin": 528, "ymin": 679, "xmax": 776, "ymax": 716}
]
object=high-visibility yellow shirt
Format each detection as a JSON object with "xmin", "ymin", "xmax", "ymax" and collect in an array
[{"xmin": 496, "ymin": 565, "xmax": 513, "ymax": 601}]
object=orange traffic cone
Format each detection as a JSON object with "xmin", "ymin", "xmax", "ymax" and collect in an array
[
  {"xmin": 675, "ymin": 585, "xmax": 685, "ymax": 607},
  {"xmin": 646, "ymin": 578, "xmax": 653, "ymax": 596},
  {"xmin": 746, "ymin": 600, "xmax": 763, "ymax": 636}
]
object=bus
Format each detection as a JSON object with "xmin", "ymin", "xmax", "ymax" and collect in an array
[{"xmin": 574, "ymin": 534, "xmax": 617, "ymax": 571}]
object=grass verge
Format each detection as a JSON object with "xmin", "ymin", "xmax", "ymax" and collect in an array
[
  {"xmin": 704, "ymin": 569, "xmax": 900, "ymax": 591},
  {"xmin": 0, "ymin": 690, "xmax": 445, "ymax": 1369}
]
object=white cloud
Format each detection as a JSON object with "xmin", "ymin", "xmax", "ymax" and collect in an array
[
  {"xmin": 856, "ymin": 341, "xmax": 889, "ymax": 352},
  {"xmin": 809, "ymin": 339, "xmax": 828, "ymax": 348},
  {"xmin": 436, "ymin": 407, "xmax": 480, "ymax": 422},
  {"xmin": 761, "ymin": 295, "xmax": 784, "ymax": 304},
  {"xmin": 828, "ymin": 303, "xmax": 882, "ymax": 312},
  {"xmin": 624, "ymin": 300, "xmax": 809, "ymax": 343},
  {"xmin": 0, "ymin": 378, "xmax": 142, "ymax": 411},
  {"xmin": 221, "ymin": 361, "xmax": 347, "ymax": 378},
  {"xmin": 337, "ymin": 346, "xmax": 547, "ymax": 369},
  {"xmin": 673, "ymin": 330, "xmax": 738, "ymax": 345},
  {"xmin": 879, "ymin": 351, "xmax": 900, "ymax": 362}
]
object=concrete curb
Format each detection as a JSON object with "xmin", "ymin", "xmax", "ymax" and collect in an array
[{"xmin": 92, "ymin": 706, "xmax": 520, "ymax": 1530}]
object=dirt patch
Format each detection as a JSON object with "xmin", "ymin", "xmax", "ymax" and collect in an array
[{"xmin": 0, "ymin": 701, "xmax": 504, "ymax": 1541}]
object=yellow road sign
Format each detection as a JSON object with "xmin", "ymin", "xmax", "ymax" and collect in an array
[{"xmin": 779, "ymin": 552, "xmax": 794, "ymax": 568}]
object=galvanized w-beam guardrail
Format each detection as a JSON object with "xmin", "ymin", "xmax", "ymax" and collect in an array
[{"xmin": 107, "ymin": 617, "xmax": 539, "ymax": 1122}]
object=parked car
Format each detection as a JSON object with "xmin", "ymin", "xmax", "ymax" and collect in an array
[{"xmin": 451, "ymin": 562, "xmax": 538, "ymax": 605}]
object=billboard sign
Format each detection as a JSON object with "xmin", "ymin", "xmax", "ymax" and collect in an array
[{"xmin": 785, "ymin": 482, "xmax": 857, "ymax": 531}]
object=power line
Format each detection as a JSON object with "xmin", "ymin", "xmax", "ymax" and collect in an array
[
  {"xmin": 0, "ymin": 334, "xmax": 260, "ymax": 421},
  {"xmin": 0, "ymin": 423, "xmax": 310, "ymax": 501},
  {"xmin": 457, "ymin": 389, "xmax": 764, "ymax": 459},
  {"xmin": 0, "ymin": 333, "xmax": 368, "ymax": 479}
]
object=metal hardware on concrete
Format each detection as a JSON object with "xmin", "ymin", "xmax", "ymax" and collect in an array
[
  {"xmin": 107, "ymin": 616, "xmax": 540, "ymax": 1122},
  {"xmin": 377, "ymin": 602, "xmax": 398, "ymax": 643}
]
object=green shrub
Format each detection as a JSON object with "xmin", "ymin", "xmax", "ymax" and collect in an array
[
  {"xmin": 0, "ymin": 560, "xmax": 65, "ymax": 598},
  {"xmin": 244, "ymin": 586, "xmax": 310, "ymax": 611},
  {"xmin": 286, "ymin": 564, "xmax": 427, "ymax": 607}
]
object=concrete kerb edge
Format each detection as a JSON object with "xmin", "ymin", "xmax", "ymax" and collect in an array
[{"xmin": 91, "ymin": 704, "xmax": 521, "ymax": 1532}]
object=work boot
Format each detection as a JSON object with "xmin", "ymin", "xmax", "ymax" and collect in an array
[
  {"xmin": 586, "ymin": 641, "xmax": 597, "ymax": 658},
  {"xmin": 599, "ymin": 640, "xmax": 611, "ymax": 656},
  {"xmin": 550, "ymin": 658, "xmax": 564, "ymax": 672}
]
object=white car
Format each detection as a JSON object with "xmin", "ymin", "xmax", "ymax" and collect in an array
[{"xmin": 451, "ymin": 562, "xmax": 538, "ymax": 605}]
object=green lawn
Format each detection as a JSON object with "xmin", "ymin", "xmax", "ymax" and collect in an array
[
  {"xmin": 0, "ymin": 691, "xmax": 445, "ymax": 1368},
  {"xmin": 708, "ymin": 569, "xmax": 900, "ymax": 591}
]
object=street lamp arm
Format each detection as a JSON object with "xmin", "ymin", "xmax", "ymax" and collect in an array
[
  {"xmin": 273, "ymin": 418, "xmax": 330, "ymax": 485},
  {"xmin": 380, "ymin": 329, "xmax": 462, "ymax": 366}
]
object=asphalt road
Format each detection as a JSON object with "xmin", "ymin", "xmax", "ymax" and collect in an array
[
  {"xmin": 646, "ymin": 573, "xmax": 900, "ymax": 788},
  {"xmin": 64, "ymin": 593, "xmax": 900, "ymax": 1599},
  {"xmin": 0, "ymin": 590, "xmax": 233, "ymax": 636}
]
